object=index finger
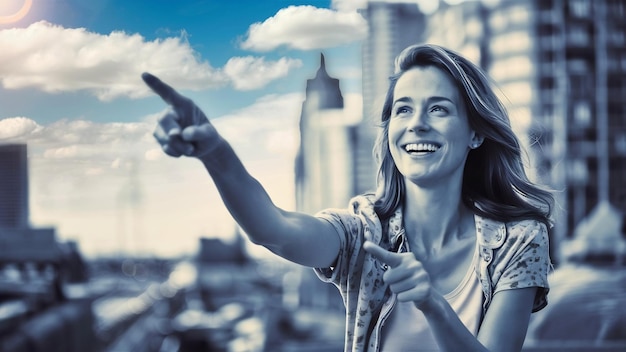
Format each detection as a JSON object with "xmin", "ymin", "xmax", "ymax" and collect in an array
[
  {"xmin": 363, "ymin": 241, "xmax": 402, "ymax": 268},
  {"xmin": 142, "ymin": 72, "xmax": 187, "ymax": 107}
]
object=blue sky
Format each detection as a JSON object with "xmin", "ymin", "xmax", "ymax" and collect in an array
[{"xmin": 0, "ymin": 0, "xmax": 450, "ymax": 257}]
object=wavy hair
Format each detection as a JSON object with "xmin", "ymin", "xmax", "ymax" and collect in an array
[{"xmin": 372, "ymin": 44, "xmax": 554, "ymax": 227}]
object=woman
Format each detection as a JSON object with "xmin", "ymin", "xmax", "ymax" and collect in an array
[{"xmin": 145, "ymin": 43, "xmax": 554, "ymax": 351}]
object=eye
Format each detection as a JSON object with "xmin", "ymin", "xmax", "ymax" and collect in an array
[
  {"xmin": 393, "ymin": 105, "xmax": 412, "ymax": 116},
  {"xmin": 429, "ymin": 105, "xmax": 448, "ymax": 115}
]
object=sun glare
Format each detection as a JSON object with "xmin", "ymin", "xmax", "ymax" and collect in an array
[{"xmin": 0, "ymin": 0, "xmax": 33, "ymax": 24}]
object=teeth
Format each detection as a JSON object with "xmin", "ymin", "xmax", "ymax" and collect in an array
[{"xmin": 404, "ymin": 143, "xmax": 439, "ymax": 153}]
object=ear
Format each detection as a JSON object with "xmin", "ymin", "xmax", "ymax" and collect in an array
[{"xmin": 469, "ymin": 133, "xmax": 484, "ymax": 149}]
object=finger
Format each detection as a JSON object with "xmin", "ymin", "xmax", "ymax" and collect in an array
[
  {"xmin": 168, "ymin": 136, "xmax": 194, "ymax": 156},
  {"xmin": 154, "ymin": 116, "xmax": 193, "ymax": 156},
  {"xmin": 142, "ymin": 72, "xmax": 188, "ymax": 108},
  {"xmin": 389, "ymin": 279, "xmax": 416, "ymax": 293},
  {"xmin": 153, "ymin": 123, "xmax": 169, "ymax": 145},
  {"xmin": 396, "ymin": 286, "xmax": 430, "ymax": 303},
  {"xmin": 363, "ymin": 241, "xmax": 402, "ymax": 268},
  {"xmin": 387, "ymin": 268, "xmax": 428, "ymax": 291},
  {"xmin": 162, "ymin": 144, "xmax": 183, "ymax": 158},
  {"xmin": 153, "ymin": 125, "xmax": 190, "ymax": 156},
  {"xmin": 158, "ymin": 111, "xmax": 182, "ymax": 136},
  {"xmin": 181, "ymin": 123, "xmax": 216, "ymax": 142}
]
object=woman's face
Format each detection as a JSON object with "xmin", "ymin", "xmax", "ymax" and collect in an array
[{"xmin": 387, "ymin": 65, "xmax": 479, "ymax": 186}]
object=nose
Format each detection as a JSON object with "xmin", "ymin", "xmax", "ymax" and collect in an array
[{"xmin": 407, "ymin": 109, "xmax": 430, "ymax": 133}]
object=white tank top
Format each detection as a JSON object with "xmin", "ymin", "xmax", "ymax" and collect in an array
[{"xmin": 380, "ymin": 245, "xmax": 483, "ymax": 351}]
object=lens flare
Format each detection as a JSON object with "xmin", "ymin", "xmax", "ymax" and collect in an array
[{"xmin": 0, "ymin": 0, "xmax": 33, "ymax": 24}]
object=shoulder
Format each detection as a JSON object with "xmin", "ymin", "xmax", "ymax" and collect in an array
[
  {"xmin": 316, "ymin": 194, "xmax": 379, "ymax": 221},
  {"xmin": 315, "ymin": 194, "xmax": 383, "ymax": 240},
  {"xmin": 505, "ymin": 219, "xmax": 549, "ymax": 249},
  {"xmin": 477, "ymin": 216, "xmax": 548, "ymax": 250},
  {"xmin": 488, "ymin": 218, "xmax": 551, "ymax": 276}
]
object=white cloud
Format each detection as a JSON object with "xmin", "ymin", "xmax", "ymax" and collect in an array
[
  {"xmin": 43, "ymin": 145, "xmax": 81, "ymax": 159},
  {"xmin": 144, "ymin": 148, "xmax": 164, "ymax": 161},
  {"xmin": 223, "ymin": 56, "xmax": 303, "ymax": 90},
  {"xmin": 0, "ymin": 21, "xmax": 302, "ymax": 100},
  {"xmin": 85, "ymin": 168, "xmax": 104, "ymax": 176},
  {"xmin": 240, "ymin": 5, "xmax": 367, "ymax": 52},
  {"xmin": 0, "ymin": 116, "xmax": 42, "ymax": 139}
]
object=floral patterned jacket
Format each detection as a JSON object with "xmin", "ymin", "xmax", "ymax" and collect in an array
[{"xmin": 314, "ymin": 195, "xmax": 551, "ymax": 352}]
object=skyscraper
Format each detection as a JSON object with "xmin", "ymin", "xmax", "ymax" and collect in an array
[
  {"xmin": 295, "ymin": 54, "xmax": 355, "ymax": 215},
  {"xmin": 0, "ymin": 143, "xmax": 61, "ymax": 263},
  {"xmin": 293, "ymin": 55, "xmax": 351, "ymax": 312},
  {"xmin": 0, "ymin": 143, "xmax": 29, "ymax": 229}
]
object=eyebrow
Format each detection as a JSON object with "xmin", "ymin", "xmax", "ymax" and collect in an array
[{"xmin": 392, "ymin": 96, "xmax": 455, "ymax": 106}]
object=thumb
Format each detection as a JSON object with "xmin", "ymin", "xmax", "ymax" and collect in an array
[{"xmin": 363, "ymin": 241, "xmax": 402, "ymax": 268}]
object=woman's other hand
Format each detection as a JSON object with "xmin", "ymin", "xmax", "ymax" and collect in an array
[
  {"xmin": 363, "ymin": 241, "xmax": 433, "ymax": 309},
  {"xmin": 142, "ymin": 72, "xmax": 223, "ymax": 158}
]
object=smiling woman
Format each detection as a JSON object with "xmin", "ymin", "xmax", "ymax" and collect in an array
[
  {"xmin": 143, "ymin": 43, "xmax": 556, "ymax": 352},
  {"xmin": 0, "ymin": 0, "xmax": 33, "ymax": 24}
]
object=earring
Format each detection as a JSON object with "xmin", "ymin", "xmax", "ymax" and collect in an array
[{"xmin": 471, "ymin": 142, "xmax": 480, "ymax": 149}]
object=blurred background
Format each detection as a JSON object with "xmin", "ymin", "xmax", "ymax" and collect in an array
[{"xmin": 1, "ymin": 0, "xmax": 625, "ymax": 351}]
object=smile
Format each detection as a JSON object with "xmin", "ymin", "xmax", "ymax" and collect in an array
[{"xmin": 403, "ymin": 143, "xmax": 441, "ymax": 154}]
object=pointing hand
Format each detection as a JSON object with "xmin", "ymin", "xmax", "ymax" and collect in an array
[
  {"xmin": 142, "ymin": 72, "xmax": 222, "ymax": 158},
  {"xmin": 363, "ymin": 241, "xmax": 433, "ymax": 308}
]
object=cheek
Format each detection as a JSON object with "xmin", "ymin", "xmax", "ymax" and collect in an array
[
  {"xmin": 387, "ymin": 121, "xmax": 402, "ymax": 144},
  {"xmin": 387, "ymin": 124, "xmax": 402, "ymax": 152},
  {"xmin": 440, "ymin": 120, "xmax": 472, "ymax": 143}
]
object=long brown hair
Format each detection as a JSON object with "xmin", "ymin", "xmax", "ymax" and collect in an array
[{"xmin": 373, "ymin": 44, "xmax": 554, "ymax": 227}]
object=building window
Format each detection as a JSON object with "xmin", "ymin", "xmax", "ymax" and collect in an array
[
  {"xmin": 567, "ymin": 25, "xmax": 591, "ymax": 46},
  {"xmin": 509, "ymin": 5, "xmax": 530, "ymax": 25},
  {"xmin": 537, "ymin": 0, "xmax": 554, "ymax": 10},
  {"xmin": 499, "ymin": 80, "xmax": 533, "ymax": 106},
  {"xmin": 490, "ymin": 31, "xmax": 531, "ymax": 56},
  {"xmin": 608, "ymin": 0, "xmax": 625, "ymax": 18},
  {"xmin": 540, "ymin": 76, "xmax": 556, "ymax": 90},
  {"xmin": 542, "ymin": 104, "xmax": 555, "ymax": 120},
  {"xmin": 465, "ymin": 18, "xmax": 482, "ymax": 39},
  {"xmin": 615, "ymin": 133, "xmax": 626, "ymax": 155},
  {"xmin": 609, "ymin": 31, "xmax": 625, "ymax": 47},
  {"xmin": 537, "ymin": 24, "xmax": 557, "ymax": 36},
  {"xmin": 489, "ymin": 12, "xmax": 507, "ymax": 32},
  {"xmin": 568, "ymin": 0, "xmax": 591, "ymax": 18},
  {"xmin": 568, "ymin": 59, "xmax": 590, "ymax": 74},
  {"xmin": 573, "ymin": 101, "xmax": 592, "ymax": 127},
  {"xmin": 567, "ymin": 158, "xmax": 589, "ymax": 185},
  {"xmin": 490, "ymin": 56, "xmax": 533, "ymax": 81}
]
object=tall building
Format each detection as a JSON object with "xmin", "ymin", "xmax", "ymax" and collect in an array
[
  {"xmin": 293, "ymin": 55, "xmax": 350, "ymax": 312},
  {"xmin": 486, "ymin": 0, "xmax": 626, "ymax": 252},
  {"xmin": 357, "ymin": 1, "xmax": 426, "ymax": 195},
  {"xmin": 0, "ymin": 143, "xmax": 61, "ymax": 262},
  {"xmin": 295, "ymin": 54, "xmax": 357, "ymax": 215},
  {"xmin": 0, "ymin": 144, "xmax": 29, "ymax": 229}
]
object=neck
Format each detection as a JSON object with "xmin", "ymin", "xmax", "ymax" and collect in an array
[{"xmin": 402, "ymin": 178, "xmax": 473, "ymax": 255}]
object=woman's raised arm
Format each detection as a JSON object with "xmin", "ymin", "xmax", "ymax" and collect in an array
[{"xmin": 143, "ymin": 72, "xmax": 340, "ymax": 268}]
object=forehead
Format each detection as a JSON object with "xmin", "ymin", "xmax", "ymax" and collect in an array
[{"xmin": 393, "ymin": 66, "xmax": 459, "ymax": 101}]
